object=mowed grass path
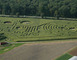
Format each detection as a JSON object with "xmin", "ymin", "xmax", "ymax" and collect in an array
[
  {"xmin": 0, "ymin": 41, "xmax": 77, "ymax": 60},
  {"xmin": 0, "ymin": 17, "xmax": 77, "ymax": 42}
]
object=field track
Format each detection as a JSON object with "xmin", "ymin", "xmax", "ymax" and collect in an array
[{"xmin": 0, "ymin": 41, "xmax": 77, "ymax": 60}]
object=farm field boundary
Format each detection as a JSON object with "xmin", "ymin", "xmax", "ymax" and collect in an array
[
  {"xmin": 55, "ymin": 45, "xmax": 77, "ymax": 60},
  {"xmin": 0, "ymin": 17, "xmax": 77, "ymax": 42},
  {"xmin": 0, "ymin": 41, "xmax": 77, "ymax": 60}
]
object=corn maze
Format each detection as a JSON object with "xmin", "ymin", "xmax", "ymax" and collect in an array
[{"xmin": 0, "ymin": 17, "xmax": 77, "ymax": 41}]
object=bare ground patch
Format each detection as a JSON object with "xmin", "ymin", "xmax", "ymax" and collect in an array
[{"xmin": 69, "ymin": 47, "xmax": 77, "ymax": 56}]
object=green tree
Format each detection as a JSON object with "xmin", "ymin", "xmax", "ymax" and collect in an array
[
  {"xmin": 16, "ymin": 12, "xmax": 19, "ymax": 17},
  {"xmin": 39, "ymin": 2, "xmax": 48, "ymax": 18},
  {"xmin": 0, "ymin": 4, "xmax": 2, "ymax": 14},
  {"xmin": 70, "ymin": 5, "xmax": 77, "ymax": 18},
  {"xmin": 59, "ymin": 5, "xmax": 70, "ymax": 18},
  {"xmin": 0, "ymin": 0, "xmax": 77, "ymax": 18},
  {"xmin": 54, "ymin": 10, "xmax": 59, "ymax": 20}
]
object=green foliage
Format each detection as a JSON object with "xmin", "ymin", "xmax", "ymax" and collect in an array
[
  {"xmin": 54, "ymin": 10, "xmax": 59, "ymax": 19},
  {"xmin": 16, "ymin": 12, "xmax": 19, "ymax": 17},
  {"xmin": 56, "ymin": 53, "xmax": 72, "ymax": 60},
  {"xmin": 39, "ymin": 2, "xmax": 49, "ymax": 18},
  {"xmin": 0, "ymin": 0, "xmax": 77, "ymax": 18}
]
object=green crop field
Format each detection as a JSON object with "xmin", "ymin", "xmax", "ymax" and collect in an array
[
  {"xmin": 0, "ymin": 17, "xmax": 77, "ymax": 42},
  {"xmin": 56, "ymin": 53, "xmax": 72, "ymax": 60}
]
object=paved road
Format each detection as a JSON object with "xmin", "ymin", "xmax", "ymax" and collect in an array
[{"xmin": 0, "ymin": 41, "xmax": 77, "ymax": 60}]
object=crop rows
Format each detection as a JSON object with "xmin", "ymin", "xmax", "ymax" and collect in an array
[
  {"xmin": 11, "ymin": 26, "xmax": 41, "ymax": 36},
  {"xmin": 42, "ymin": 23, "xmax": 69, "ymax": 31}
]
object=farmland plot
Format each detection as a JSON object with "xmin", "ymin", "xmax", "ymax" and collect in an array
[
  {"xmin": 0, "ymin": 41, "xmax": 77, "ymax": 60},
  {"xmin": 0, "ymin": 17, "xmax": 77, "ymax": 42}
]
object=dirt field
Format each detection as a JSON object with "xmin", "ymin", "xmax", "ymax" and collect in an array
[
  {"xmin": 0, "ymin": 41, "xmax": 77, "ymax": 60},
  {"xmin": 69, "ymin": 47, "xmax": 77, "ymax": 56}
]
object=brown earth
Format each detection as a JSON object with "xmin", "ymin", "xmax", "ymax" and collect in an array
[
  {"xmin": 0, "ymin": 41, "xmax": 77, "ymax": 60},
  {"xmin": 69, "ymin": 47, "xmax": 77, "ymax": 56}
]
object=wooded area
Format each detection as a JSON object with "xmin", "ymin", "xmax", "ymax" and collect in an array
[{"xmin": 0, "ymin": 0, "xmax": 77, "ymax": 18}]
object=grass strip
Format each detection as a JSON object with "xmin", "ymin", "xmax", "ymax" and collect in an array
[
  {"xmin": 0, "ymin": 43, "xmax": 24, "ymax": 54},
  {"xmin": 56, "ymin": 53, "xmax": 72, "ymax": 60}
]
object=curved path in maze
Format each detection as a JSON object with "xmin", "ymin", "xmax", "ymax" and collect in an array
[{"xmin": 0, "ymin": 41, "xmax": 77, "ymax": 60}]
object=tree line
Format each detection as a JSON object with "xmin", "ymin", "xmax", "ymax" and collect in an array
[{"xmin": 0, "ymin": 0, "xmax": 77, "ymax": 18}]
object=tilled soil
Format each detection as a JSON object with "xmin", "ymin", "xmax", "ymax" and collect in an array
[
  {"xmin": 69, "ymin": 48, "xmax": 77, "ymax": 56},
  {"xmin": 0, "ymin": 41, "xmax": 77, "ymax": 60}
]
